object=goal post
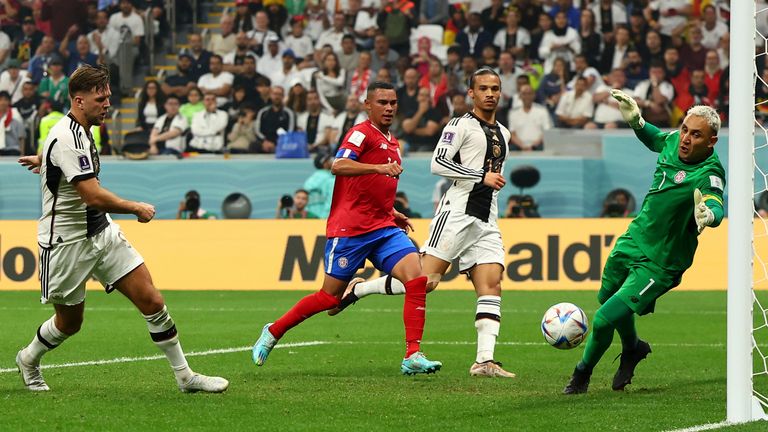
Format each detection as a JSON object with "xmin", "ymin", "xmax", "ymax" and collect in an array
[{"xmin": 728, "ymin": 0, "xmax": 766, "ymax": 423}]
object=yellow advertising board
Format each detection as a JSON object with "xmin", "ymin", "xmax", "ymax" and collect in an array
[{"xmin": 0, "ymin": 219, "xmax": 753, "ymax": 291}]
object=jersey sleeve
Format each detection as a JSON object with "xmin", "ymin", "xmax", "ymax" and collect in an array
[
  {"xmin": 334, "ymin": 127, "xmax": 368, "ymax": 161},
  {"xmin": 633, "ymin": 121, "xmax": 671, "ymax": 153},
  {"xmin": 430, "ymin": 121, "xmax": 485, "ymax": 182},
  {"xmin": 49, "ymin": 128, "xmax": 96, "ymax": 183},
  {"xmin": 698, "ymin": 166, "xmax": 726, "ymax": 227}
]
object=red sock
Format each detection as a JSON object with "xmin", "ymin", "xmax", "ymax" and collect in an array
[
  {"xmin": 403, "ymin": 276, "xmax": 427, "ymax": 357},
  {"xmin": 269, "ymin": 290, "xmax": 340, "ymax": 339}
]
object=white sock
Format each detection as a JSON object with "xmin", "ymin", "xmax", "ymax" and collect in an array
[
  {"xmin": 21, "ymin": 315, "xmax": 69, "ymax": 365},
  {"xmin": 475, "ymin": 295, "xmax": 502, "ymax": 363},
  {"xmin": 354, "ymin": 275, "xmax": 406, "ymax": 298},
  {"xmin": 144, "ymin": 306, "xmax": 193, "ymax": 384}
]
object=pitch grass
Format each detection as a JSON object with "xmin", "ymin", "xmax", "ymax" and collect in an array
[{"xmin": 1, "ymin": 290, "xmax": 767, "ymax": 432}]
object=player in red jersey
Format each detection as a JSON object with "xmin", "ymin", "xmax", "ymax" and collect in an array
[{"xmin": 252, "ymin": 82, "xmax": 442, "ymax": 375}]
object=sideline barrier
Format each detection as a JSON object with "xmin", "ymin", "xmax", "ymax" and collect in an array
[{"xmin": 0, "ymin": 219, "xmax": 747, "ymax": 291}]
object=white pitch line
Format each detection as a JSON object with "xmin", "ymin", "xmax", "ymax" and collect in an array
[
  {"xmin": 664, "ymin": 420, "xmax": 735, "ymax": 432},
  {"xmin": 0, "ymin": 341, "xmax": 327, "ymax": 374}
]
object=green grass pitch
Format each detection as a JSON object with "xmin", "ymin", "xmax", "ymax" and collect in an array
[{"xmin": 1, "ymin": 289, "xmax": 767, "ymax": 431}]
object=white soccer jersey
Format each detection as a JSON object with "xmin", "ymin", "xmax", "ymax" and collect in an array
[
  {"xmin": 431, "ymin": 112, "xmax": 511, "ymax": 223},
  {"xmin": 38, "ymin": 113, "xmax": 109, "ymax": 248}
]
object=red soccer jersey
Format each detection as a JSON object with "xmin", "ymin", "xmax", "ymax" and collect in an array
[{"xmin": 326, "ymin": 120, "xmax": 401, "ymax": 238}]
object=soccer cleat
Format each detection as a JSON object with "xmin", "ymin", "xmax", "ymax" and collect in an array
[
  {"xmin": 252, "ymin": 323, "xmax": 277, "ymax": 366},
  {"xmin": 401, "ymin": 352, "xmax": 442, "ymax": 375},
  {"xmin": 16, "ymin": 350, "xmax": 49, "ymax": 391},
  {"xmin": 179, "ymin": 372, "xmax": 230, "ymax": 393},
  {"xmin": 612, "ymin": 339, "xmax": 652, "ymax": 391},
  {"xmin": 469, "ymin": 360, "xmax": 516, "ymax": 378},
  {"xmin": 327, "ymin": 277, "xmax": 364, "ymax": 316},
  {"xmin": 563, "ymin": 367, "xmax": 591, "ymax": 395}
]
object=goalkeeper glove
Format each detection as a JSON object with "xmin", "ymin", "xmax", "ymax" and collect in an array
[
  {"xmin": 693, "ymin": 188, "xmax": 715, "ymax": 233},
  {"xmin": 610, "ymin": 89, "xmax": 645, "ymax": 129}
]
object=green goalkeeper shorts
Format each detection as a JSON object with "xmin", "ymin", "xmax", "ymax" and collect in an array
[{"xmin": 598, "ymin": 233, "xmax": 684, "ymax": 316}]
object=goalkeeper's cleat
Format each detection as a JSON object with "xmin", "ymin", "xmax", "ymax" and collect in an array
[
  {"xmin": 179, "ymin": 372, "xmax": 229, "ymax": 393},
  {"xmin": 612, "ymin": 339, "xmax": 652, "ymax": 391},
  {"xmin": 469, "ymin": 360, "xmax": 516, "ymax": 378},
  {"xmin": 401, "ymin": 352, "xmax": 442, "ymax": 375},
  {"xmin": 16, "ymin": 350, "xmax": 49, "ymax": 391},
  {"xmin": 252, "ymin": 323, "xmax": 277, "ymax": 366},
  {"xmin": 563, "ymin": 367, "xmax": 591, "ymax": 395},
  {"xmin": 327, "ymin": 277, "xmax": 364, "ymax": 316}
]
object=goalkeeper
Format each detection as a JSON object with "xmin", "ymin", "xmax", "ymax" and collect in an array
[{"xmin": 563, "ymin": 90, "xmax": 726, "ymax": 395}]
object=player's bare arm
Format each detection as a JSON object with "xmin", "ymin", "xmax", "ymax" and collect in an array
[
  {"xmin": 332, "ymin": 158, "xmax": 403, "ymax": 177},
  {"xmin": 18, "ymin": 155, "xmax": 42, "ymax": 173},
  {"xmin": 393, "ymin": 209, "xmax": 414, "ymax": 233},
  {"xmin": 74, "ymin": 177, "xmax": 156, "ymax": 223}
]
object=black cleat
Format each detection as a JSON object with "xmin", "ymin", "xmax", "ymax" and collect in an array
[
  {"xmin": 327, "ymin": 277, "xmax": 364, "ymax": 316},
  {"xmin": 612, "ymin": 339, "xmax": 652, "ymax": 391},
  {"xmin": 563, "ymin": 367, "xmax": 591, "ymax": 395}
]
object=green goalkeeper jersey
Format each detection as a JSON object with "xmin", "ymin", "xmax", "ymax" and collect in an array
[{"xmin": 627, "ymin": 122, "xmax": 726, "ymax": 271}]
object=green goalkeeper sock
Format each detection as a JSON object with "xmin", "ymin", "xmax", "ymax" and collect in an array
[
  {"xmin": 577, "ymin": 296, "xmax": 636, "ymax": 371},
  {"xmin": 577, "ymin": 309, "xmax": 614, "ymax": 372},
  {"xmin": 613, "ymin": 311, "xmax": 639, "ymax": 352}
]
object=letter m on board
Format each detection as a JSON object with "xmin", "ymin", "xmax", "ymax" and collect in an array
[{"xmin": 279, "ymin": 235, "xmax": 326, "ymax": 281}]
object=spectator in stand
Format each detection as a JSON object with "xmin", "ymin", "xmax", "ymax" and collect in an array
[
  {"xmin": 419, "ymin": 0, "xmax": 448, "ymax": 26},
  {"xmin": 528, "ymin": 12, "xmax": 552, "ymax": 63},
  {"xmin": 87, "ymin": 11, "xmax": 120, "ymax": 64},
  {"xmin": 497, "ymin": 51, "xmax": 522, "ymax": 114},
  {"xmin": 256, "ymin": 35, "xmax": 284, "ymax": 78},
  {"xmin": 108, "ymin": 0, "xmax": 143, "ymax": 46},
  {"xmin": 517, "ymin": 0, "xmax": 543, "ymax": 32},
  {"xmin": 254, "ymin": 86, "xmax": 295, "ymax": 153},
  {"xmin": 246, "ymin": 11, "xmax": 279, "ymax": 57},
  {"xmin": 271, "ymin": 50, "xmax": 302, "ymax": 93},
  {"xmin": 448, "ymin": 92, "xmax": 469, "ymax": 118},
  {"xmin": 60, "ymin": 33, "xmax": 99, "ymax": 76},
  {"xmin": 421, "ymin": 56, "xmax": 448, "ymax": 108},
  {"xmin": 28, "ymin": 36, "xmax": 59, "ymax": 84},
  {"xmin": 633, "ymin": 61, "xmax": 674, "ymax": 127},
  {"xmin": 640, "ymin": 29, "xmax": 665, "ymax": 66},
  {"xmin": 233, "ymin": 55, "xmax": 268, "ymax": 106},
  {"xmin": 675, "ymin": 69, "xmax": 712, "ymax": 116},
  {"xmin": 0, "ymin": 90, "xmax": 25, "ymax": 156},
  {"xmin": 645, "ymin": 0, "xmax": 690, "ymax": 38},
  {"xmin": 40, "ymin": 0, "xmax": 87, "ymax": 43},
  {"xmin": 178, "ymin": 190, "xmax": 218, "ymax": 219},
  {"xmin": 569, "ymin": 53, "xmax": 604, "ymax": 93},
  {"xmin": 494, "ymin": 8, "xmax": 530, "ymax": 61},
  {"xmin": 479, "ymin": 45, "xmax": 499, "ymax": 69},
  {"xmin": 410, "ymin": 36, "xmax": 434, "ymax": 80},
  {"xmin": 480, "ymin": 0, "xmax": 507, "ymax": 37},
  {"xmin": 700, "ymin": 5, "xmax": 728, "ymax": 51},
  {"xmin": 14, "ymin": 16, "xmax": 44, "ymax": 68},
  {"xmin": 370, "ymin": 34, "xmax": 399, "ymax": 79},
  {"xmin": 276, "ymin": 189, "xmax": 318, "ymax": 219},
  {"xmin": 223, "ymin": 85, "xmax": 250, "ymax": 122},
  {"xmin": 0, "ymin": 59, "xmax": 29, "ymax": 104},
  {"xmin": 679, "ymin": 25, "xmax": 707, "ymax": 72},
  {"xmin": 444, "ymin": 6, "xmax": 466, "ymax": 46},
  {"xmin": 37, "ymin": 58, "xmax": 68, "ymax": 107},
  {"xmin": 402, "ymin": 86, "xmax": 441, "ymax": 152},
  {"xmin": 549, "ymin": 0, "xmax": 580, "ymax": 31},
  {"xmin": 456, "ymin": 55, "xmax": 478, "ymax": 94},
  {"xmin": 264, "ymin": 0, "xmax": 287, "ymax": 34},
  {"xmin": 537, "ymin": 56, "xmax": 569, "ymax": 115},
  {"xmin": 704, "ymin": 49, "xmax": 722, "ymax": 104},
  {"xmin": 349, "ymin": 51, "xmax": 373, "ymax": 101},
  {"xmin": 330, "ymin": 93, "xmax": 366, "ymax": 150},
  {"xmin": 207, "ymin": 14, "xmax": 237, "ymax": 56},
  {"xmin": 312, "ymin": 51, "xmax": 346, "ymax": 114},
  {"xmin": 539, "ymin": 11, "xmax": 580, "ymax": 73},
  {"xmin": 718, "ymin": 31, "xmax": 729, "ymax": 69},
  {"xmin": 396, "ymin": 67, "xmax": 419, "ymax": 119},
  {"xmin": 598, "ymin": 25, "xmax": 631, "ymax": 75},
  {"xmin": 591, "ymin": 0, "xmax": 627, "ymax": 44},
  {"xmin": 285, "ymin": 82, "xmax": 307, "ymax": 116},
  {"xmin": 578, "ymin": 8, "xmax": 601, "ymax": 68},
  {"xmin": 627, "ymin": 9, "xmax": 649, "ymax": 49},
  {"xmin": 349, "ymin": 0, "xmax": 377, "ymax": 50},
  {"xmin": 456, "ymin": 12, "xmax": 493, "ymax": 59},
  {"xmin": 189, "ymin": 93, "xmax": 228, "ymax": 153},
  {"xmin": 233, "ymin": 0, "xmax": 256, "ymax": 33},
  {"xmin": 303, "ymin": 0, "xmax": 328, "ymax": 42},
  {"xmin": 303, "ymin": 152, "xmax": 335, "ymax": 218},
  {"xmin": 162, "ymin": 53, "xmax": 196, "ymax": 101},
  {"xmin": 623, "ymin": 49, "xmax": 648, "ymax": 90},
  {"xmin": 223, "ymin": 32, "xmax": 259, "ymax": 75},
  {"xmin": 507, "ymin": 84, "xmax": 551, "ymax": 151},
  {"xmin": 555, "ymin": 75, "xmax": 593, "ymax": 129},
  {"xmin": 149, "ymin": 95, "xmax": 188, "ymax": 157},
  {"xmin": 180, "ymin": 86, "xmax": 204, "ymax": 125},
  {"xmin": 664, "ymin": 46, "xmax": 691, "ymax": 107},
  {"xmin": 586, "ymin": 68, "xmax": 632, "ymax": 129},
  {"xmin": 137, "ymin": 79, "xmax": 165, "ymax": 132},
  {"xmin": 285, "ymin": 18, "xmax": 314, "ymax": 61},
  {"xmin": 197, "ymin": 54, "xmax": 234, "ymax": 108},
  {"xmin": 185, "ymin": 33, "xmax": 213, "ymax": 81},
  {"xmin": 226, "ymin": 106, "xmax": 257, "ymax": 153},
  {"xmin": 377, "ymin": 0, "xmax": 416, "ymax": 56},
  {"xmin": 337, "ymin": 35, "xmax": 360, "ymax": 75},
  {"xmin": 315, "ymin": 12, "xmax": 348, "ymax": 55},
  {"xmin": 297, "ymin": 89, "xmax": 335, "ymax": 153},
  {"xmin": 14, "ymin": 81, "xmax": 40, "ymax": 125}
]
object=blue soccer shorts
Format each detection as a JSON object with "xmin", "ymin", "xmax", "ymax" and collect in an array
[{"xmin": 324, "ymin": 226, "xmax": 418, "ymax": 282}]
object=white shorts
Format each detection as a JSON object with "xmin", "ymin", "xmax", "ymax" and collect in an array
[
  {"xmin": 420, "ymin": 211, "xmax": 505, "ymax": 273},
  {"xmin": 38, "ymin": 222, "xmax": 144, "ymax": 305}
]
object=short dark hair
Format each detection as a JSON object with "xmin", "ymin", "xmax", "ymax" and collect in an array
[
  {"xmin": 295, "ymin": 188, "xmax": 309, "ymax": 196},
  {"xmin": 447, "ymin": 46, "xmax": 462, "ymax": 56},
  {"xmin": 469, "ymin": 67, "xmax": 500, "ymax": 89},
  {"xmin": 165, "ymin": 94, "xmax": 181, "ymax": 103},
  {"xmin": 366, "ymin": 81, "xmax": 395, "ymax": 96},
  {"xmin": 0, "ymin": 91, "xmax": 10, "ymax": 101},
  {"xmin": 69, "ymin": 64, "xmax": 110, "ymax": 96},
  {"xmin": 210, "ymin": 54, "xmax": 223, "ymax": 63},
  {"xmin": 342, "ymin": 34, "xmax": 354, "ymax": 42}
]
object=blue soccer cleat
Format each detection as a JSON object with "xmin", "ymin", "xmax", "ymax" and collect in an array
[
  {"xmin": 252, "ymin": 323, "xmax": 277, "ymax": 366},
  {"xmin": 401, "ymin": 352, "xmax": 442, "ymax": 375}
]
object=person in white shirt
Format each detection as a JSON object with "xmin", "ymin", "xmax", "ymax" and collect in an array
[
  {"xmin": 108, "ymin": 0, "xmax": 144, "ymax": 46},
  {"xmin": 88, "ymin": 10, "xmax": 121, "ymax": 62},
  {"xmin": 539, "ymin": 11, "xmax": 581, "ymax": 73},
  {"xmin": 256, "ymin": 36, "xmax": 284, "ymax": 78},
  {"xmin": 493, "ymin": 8, "xmax": 530, "ymax": 60},
  {"xmin": 207, "ymin": 15, "xmax": 237, "ymax": 56},
  {"xmin": 284, "ymin": 19, "xmax": 314, "ymax": 61},
  {"xmin": 222, "ymin": 32, "xmax": 259, "ymax": 75},
  {"xmin": 189, "ymin": 93, "xmax": 228, "ymax": 152},
  {"xmin": 149, "ymin": 95, "xmax": 188, "ymax": 156},
  {"xmin": 590, "ymin": 0, "xmax": 627, "ymax": 43},
  {"xmin": 495, "ymin": 51, "xmax": 522, "ymax": 110},
  {"xmin": 246, "ymin": 11, "xmax": 279, "ymax": 56},
  {"xmin": 507, "ymin": 84, "xmax": 551, "ymax": 151},
  {"xmin": 197, "ymin": 55, "xmax": 234, "ymax": 108},
  {"xmin": 632, "ymin": 62, "xmax": 674, "ymax": 127},
  {"xmin": 555, "ymin": 76, "xmax": 594, "ymax": 129},
  {"xmin": 315, "ymin": 13, "xmax": 348, "ymax": 54},
  {"xmin": 297, "ymin": 89, "xmax": 336, "ymax": 152},
  {"xmin": 350, "ymin": 0, "xmax": 377, "ymax": 49},
  {"xmin": 645, "ymin": 0, "xmax": 690, "ymax": 37},
  {"xmin": 270, "ymin": 50, "xmax": 302, "ymax": 93},
  {"xmin": 699, "ymin": 5, "xmax": 729, "ymax": 50},
  {"xmin": 586, "ymin": 68, "xmax": 632, "ymax": 129},
  {"xmin": 568, "ymin": 54, "xmax": 604, "ymax": 93},
  {"xmin": 0, "ymin": 59, "xmax": 29, "ymax": 104}
]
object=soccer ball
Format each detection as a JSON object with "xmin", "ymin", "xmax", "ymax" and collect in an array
[{"xmin": 541, "ymin": 303, "xmax": 589, "ymax": 350}]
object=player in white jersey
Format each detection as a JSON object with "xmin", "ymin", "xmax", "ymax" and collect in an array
[
  {"xmin": 328, "ymin": 69, "xmax": 515, "ymax": 378},
  {"xmin": 15, "ymin": 65, "xmax": 228, "ymax": 393}
]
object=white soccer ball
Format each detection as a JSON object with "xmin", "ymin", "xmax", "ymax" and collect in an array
[{"xmin": 541, "ymin": 302, "xmax": 589, "ymax": 350}]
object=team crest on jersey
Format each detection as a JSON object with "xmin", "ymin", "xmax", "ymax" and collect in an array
[
  {"xmin": 78, "ymin": 155, "xmax": 91, "ymax": 171},
  {"xmin": 441, "ymin": 131, "xmax": 455, "ymax": 143},
  {"xmin": 380, "ymin": 143, "xmax": 388, "ymax": 150},
  {"xmin": 674, "ymin": 170, "xmax": 686, "ymax": 183},
  {"xmin": 337, "ymin": 257, "xmax": 349, "ymax": 269},
  {"xmin": 492, "ymin": 144, "xmax": 501, "ymax": 157}
]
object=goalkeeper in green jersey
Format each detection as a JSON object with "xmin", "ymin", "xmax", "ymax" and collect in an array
[{"xmin": 563, "ymin": 90, "xmax": 726, "ymax": 395}]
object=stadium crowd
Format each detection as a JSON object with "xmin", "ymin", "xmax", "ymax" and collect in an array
[{"xmin": 0, "ymin": 0, "xmax": 738, "ymax": 158}]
